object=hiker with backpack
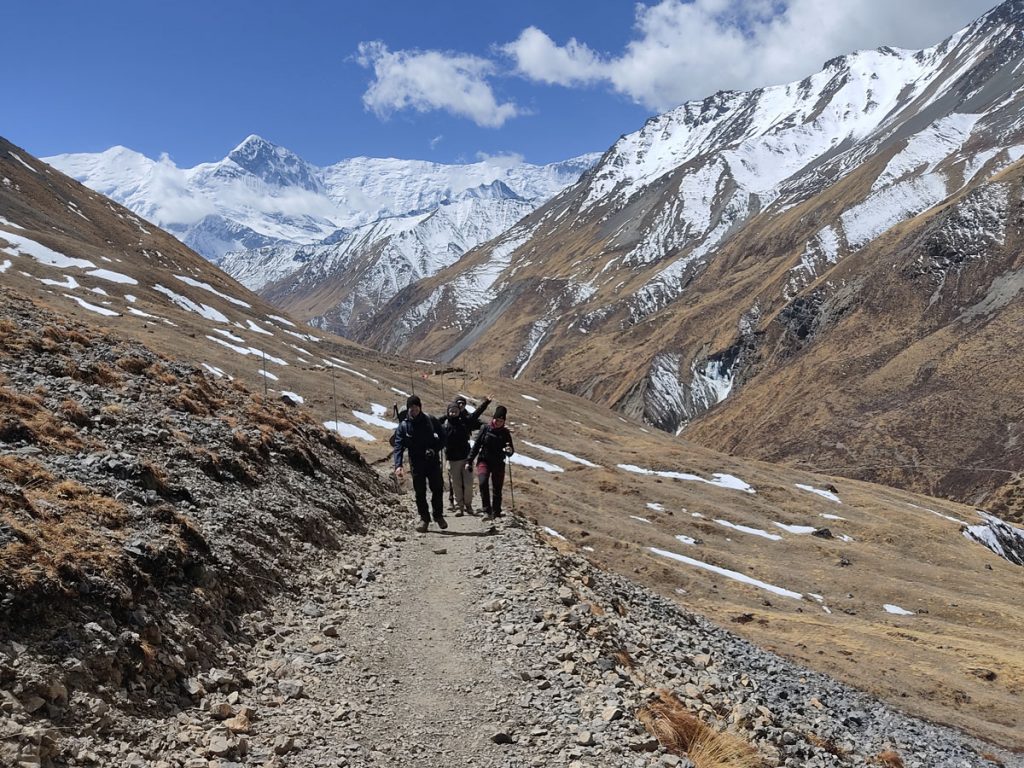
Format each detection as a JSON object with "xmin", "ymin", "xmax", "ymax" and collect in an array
[
  {"xmin": 441, "ymin": 395, "xmax": 491, "ymax": 516},
  {"xmin": 468, "ymin": 404, "xmax": 515, "ymax": 521},
  {"xmin": 393, "ymin": 395, "xmax": 447, "ymax": 533}
]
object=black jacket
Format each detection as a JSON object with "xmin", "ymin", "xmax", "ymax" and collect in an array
[
  {"xmin": 393, "ymin": 412, "xmax": 444, "ymax": 474},
  {"xmin": 442, "ymin": 398, "xmax": 490, "ymax": 461},
  {"xmin": 469, "ymin": 421, "xmax": 515, "ymax": 466}
]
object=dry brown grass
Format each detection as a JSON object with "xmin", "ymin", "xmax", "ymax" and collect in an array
[
  {"xmin": 876, "ymin": 749, "xmax": 905, "ymax": 767},
  {"xmin": 638, "ymin": 690, "xmax": 760, "ymax": 768},
  {"xmin": 42, "ymin": 324, "xmax": 92, "ymax": 347},
  {"xmin": 146, "ymin": 362, "xmax": 179, "ymax": 386},
  {"xmin": 0, "ymin": 457, "xmax": 128, "ymax": 589},
  {"xmin": 59, "ymin": 398, "xmax": 91, "ymax": 427},
  {"xmin": 115, "ymin": 355, "xmax": 150, "ymax": 375}
]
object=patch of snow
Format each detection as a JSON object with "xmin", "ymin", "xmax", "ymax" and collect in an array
[
  {"xmin": 907, "ymin": 501, "xmax": 966, "ymax": 525},
  {"xmin": 649, "ymin": 547, "xmax": 802, "ymax": 600},
  {"xmin": 212, "ymin": 328, "xmax": 247, "ymax": 343},
  {"xmin": 258, "ymin": 369, "xmax": 279, "ymax": 382},
  {"xmin": 542, "ymin": 526, "xmax": 567, "ymax": 540},
  {"xmin": 391, "ymin": 386, "xmax": 410, "ymax": 397},
  {"xmin": 715, "ymin": 519, "xmax": 783, "ymax": 541},
  {"xmin": 127, "ymin": 307, "xmax": 160, "ymax": 320},
  {"xmin": 324, "ymin": 420, "xmax": 375, "ymax": 442},
  {"xmin": 523, "ymin": 441, "xmax": 599, "ymax": 468},
  {"xmin": 509, "ymin": 453, "xmax": 564, "ymax": 473},
  {"xmin": 40, "ymin": 275, "xmax": 80, "ymax": 289},
  {"xmin": 646, "ymin": 502, "xmax": 665, "ymax": 512},
  {"xmin": 246, "ymin": 319, "xmax": 274, "ymax": 336},
  {"xmin": 0, "ymin": 215, "xmax": 23, "ymax": 229},
  {"xmin": 884, "ymin": 604, "xmax": 914, "ymax": 616},
  {"xmin": 280, "ymin": 391, "xmax": 304, "ymax": 403},
  {"xmin": 9, "ymin": 152, "xmax": 38, "ymax": 173},
  {"xmin": 352, "ymin": 410, "xmax": 398, "ymax": 430},
  {"xmin": 268, "ymin": 314, "xmax": 296, "ymax": 327},
  {"xmin": 370, "ymin": 403, "xmax": 388, "ymax": 417},
  {"xmin": 87, "ymin": 268, "xmax": 137, "ymax": 285},
  {"xmin": 0, "ymin": 259, "xmax": 10, "ymax": 273},
  {"xmin": 124, "ymin": 294, "xmax": 137, "ymax": 302},
  {"xmin": 202, "ymin": 363, "xmax": 226, "ymax": 378},
  {"xmin": 630, "ymin": 516, "xmax": 652, "ymax": 524},
  {"xmin": 205, "ymin": 336, "xmax": 288, "ymax": 365},
  {"xmin": 674, "ymin": 534, "xmax": 697, "ymax": 546},
  {"xmin": 175, "ymin": 274, "xmax": 251, "ymax": 308},
  {"xmin": 962, "ymin": 511, "xmax": 1024, "ymax": 566},
  {"xmin": 795, "ymin": 483, "xmax": 841, "ymax": 503},
  {"xmin": 618, "ymin": 464, "xmax": 755, "ymax": 494},
  {"xmin": 521, "ymin": 394, "xmax": 539, "ymax": 402},
  {"xmin": 63, "ymin": 294, "xmax": 119, "ymax": 317},
  {"xmin": 0, "ymin": 231, "xmax": 95, "ymax": 269},
  {"xmin": 772, "ymin": 522, "xmax": 818, "ymax": 535},
  {"xmin": 154, "ymin": 284, "xmax": 230, "ymax": 323},
  {"xmin": 820, "ymin": 513, "xmax": 847, "ymax": 521}
]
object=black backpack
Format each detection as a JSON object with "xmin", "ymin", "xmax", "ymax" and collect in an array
[{"xmin": 388, "ymin": 405, "xmax": 407, "ymax": 448}]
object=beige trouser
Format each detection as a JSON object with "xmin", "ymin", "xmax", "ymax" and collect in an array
[{"xmin": 448, "ymin": 459, "xmax": 474, "ymax": 513}]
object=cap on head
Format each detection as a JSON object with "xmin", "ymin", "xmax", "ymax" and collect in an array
[
  {"xmin": 447, "ymin": 403, "xmax": 460, "ymax": 416},
  {"xmin": 406, "ymin": 395, "xmax": 422, "ymax": 410},
  {"xmin": 455, "ymin": 396, "xmax": 467, "ymax": 407},
  {"xmin": 493, "ymin": 405, "xmax": 508, "ymax": 420}
]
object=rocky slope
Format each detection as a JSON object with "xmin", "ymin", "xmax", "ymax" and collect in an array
[
  {"xmin": 359, "ymin": 0, "xmax": 1024, "ymax": 518},
  {"xmin": 3, "ymin": 137, "xmax": 1023, "ymax": 754}
]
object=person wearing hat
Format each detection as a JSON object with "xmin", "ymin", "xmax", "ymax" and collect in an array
[
  {"xmin": 468, "ymin": 404, "xmax": 515, "ymax": 520},
  {"xmin": 441, "ymin": 394, "xmax": 491, "ymax": 516},
  {"xmin": 393, "ymin": 395, "xmax": 447, "ymax": 533}
]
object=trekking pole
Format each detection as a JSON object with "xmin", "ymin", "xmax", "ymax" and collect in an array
[
  {"xmin": 440, "ymin": 371, "xmax": 445, "ymax": 403},
  {"xmin": 507, "ymin": 459, "xmax": 515, "ymax": 513},
  {"xmin": 261, "ymin": 348, "xmax": 268, "ymax": 398},
  {"xmin": 332, "ymin": 369, "xmax": 339, "ymax": 430}
]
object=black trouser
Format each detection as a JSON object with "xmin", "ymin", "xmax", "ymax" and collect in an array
[
  {"xmin": 477, "ymin": 461, "xmax": 506, "ymax": 515},
  {"xmin": 412, "ymin": 461, "xmax": 444, "ymax": 522}
]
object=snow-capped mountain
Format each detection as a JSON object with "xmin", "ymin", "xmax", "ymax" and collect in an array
[
  {"xmin": 45, "ymin": 139, "xmax": 599, "ymax": 262},
  {"xmin": 362, "ymin": 0, "xmax": 1024, "ymax": 518},
  {"xmin": 223, "ymin": 180, "xmax": 535, "ymax": 336}
]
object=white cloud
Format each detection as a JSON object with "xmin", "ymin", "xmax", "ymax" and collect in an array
[
  {"xmin": 503, "ymin": 0, "xmax": 997, "ymax": 111},
  {"xmin": 357, "ymin": 41, "xmax": 521, "ymax": 128},
  {"xmin": 429, "ymin": 134, "xmax": 444, "ymax": 150}
]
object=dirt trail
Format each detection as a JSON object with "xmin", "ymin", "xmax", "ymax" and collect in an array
[{"xmin": 251, "ymin": 512, "xmax": 527, "ymax": 768}]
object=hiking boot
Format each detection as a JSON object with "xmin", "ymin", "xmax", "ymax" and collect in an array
[
  {"xmin": 454, "ymin": 510, "xmax": 464, "ymax": 518},
  {"xmin": 434, "ymin": 516, "xmax": 448, "ymax": 530},
  {"xmin": 415, "ymin": 520, "xmax": 429, "ymax": 533},
  {"xmin": 465, "ymin": 506, "xmax": 475, "ymax": 516},
  {"xmin": 482, "ymin": 509, "xmax": 494, "ymax": 521}
]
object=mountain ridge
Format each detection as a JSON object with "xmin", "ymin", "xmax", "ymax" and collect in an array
[{"xmin": 355, "ymin": 0, "xmax": 1024, "ymax": 518}]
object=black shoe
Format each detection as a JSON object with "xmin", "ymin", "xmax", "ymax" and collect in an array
[
  {"xmin": 482, "ymin": 510, "xmax": 494, "ymax": 521},
  {"xmin": 434, "ymin": 516, "xmax": 448, "ymax": 530},
  {"xmin": 415, "ymin": 520, "xmax": 429, "ymax": 533},
  {"xmin": 493, "ymin": 511, "xmax": 504, "ymax": 518},
  {"xmin": 454, "ymin": 510, "xmax": 464, "ymax": 518}
]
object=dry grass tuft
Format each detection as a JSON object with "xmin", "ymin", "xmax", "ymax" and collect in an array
[
  {"xmin": 146, "ymin": 362, "xmax": 179, "ymax": 386},
  {"xmin": 42, "ymin": 324, "xmax": 92, "ymax": 347},
  {"xmin": 876, "ymin": 750, "xmax": 905, "ymax": 768},
  {"xmin": 0, "ymin": 457, "xmax": 129, "ymax": 589},
  {"xmin": 59, "ymin": 398, "xmax": 91, "ymax": 427},
  {"xmin": 638, "ymin": 690, "xmax": 760, "ymax": 768},
  {"xmin": 687, "ymin": 728, "xmax": 762, "ymax": 768},
  {"xmin": 115, "ymin": 355, "xmax": 151, "ymax": 375}
]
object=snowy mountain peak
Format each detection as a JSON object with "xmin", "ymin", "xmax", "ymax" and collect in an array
[
  {"xmin": 452, "ymin": 179, "xmax": 525, "ymax": 203},
  {"xmin": 225, "ymin": 134, "xmax": 321, "ymax": 192}
]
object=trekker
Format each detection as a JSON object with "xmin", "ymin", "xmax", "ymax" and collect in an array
[
  {"xmin": 393, "ymin": 395, "xmax": 447, "ymax": 533},
  {"xmin": 468, "ymin": 404, "xmax": 515, "ymax": 520},
  {"xmin": 441, "ymin": 394, "xmax": 491, "ymax": 516}
]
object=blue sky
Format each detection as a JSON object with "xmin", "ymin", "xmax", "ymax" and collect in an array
[{"xmin": 5, "ymin": 0, "xmax": 996, "ymax": 168}]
